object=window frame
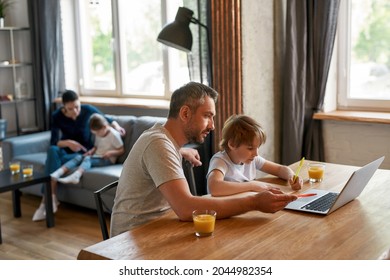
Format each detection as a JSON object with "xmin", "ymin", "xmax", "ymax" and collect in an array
[
  {"xmin": 62, "ymin": 0, "xmax": 187, "ymax": 101},
  {"xmin": 337, "ymin": 0, "xmax": 390, "ymax": 112}
]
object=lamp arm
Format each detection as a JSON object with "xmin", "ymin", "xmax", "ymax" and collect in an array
[{"xmin": 190, "ymin": 17, "xmax": 208, "ymax": 29}]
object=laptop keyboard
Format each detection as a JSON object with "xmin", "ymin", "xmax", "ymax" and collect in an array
[{"xmin": 301, "ymin": 192, "xmax": 338, "ymax": 212}]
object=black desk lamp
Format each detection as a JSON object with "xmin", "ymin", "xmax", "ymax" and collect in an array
[{"xmin": 157, "ymin": 6, "xmax": 212, "ymax": 86}]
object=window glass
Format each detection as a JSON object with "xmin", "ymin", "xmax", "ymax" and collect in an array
[
  {"xmin": 337, "ymin": 0, "xmax": 390, "ymax": 111},
  {"xmin": 349, "ymin": 0, "xmax": 390, "ymax": 100},
  {"xmin": 62, "ymin": 0, "xmax": 190, "ymax": 99},
  {"xmin": 79, "ymin": 0, "xmax": 115, "ymax": 90},
  {"xmin": 119, "ymin": 0, "xmax": 164, "ymax": 95}
]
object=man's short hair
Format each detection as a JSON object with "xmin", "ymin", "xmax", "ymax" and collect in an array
[
  {"xmin": 168, "ymin": 82, "xmax": 218, "ymax": 119},
  {"xmin": 62, "ymin": 90, "xmax": 79, "ymax": 104}
]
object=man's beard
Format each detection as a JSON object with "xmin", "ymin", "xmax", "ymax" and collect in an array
[{"xmin": 185, "ymin": 127, "xmax": 210, "ymax": 144}]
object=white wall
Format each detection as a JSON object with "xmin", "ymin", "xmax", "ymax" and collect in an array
[
  {"xmin": 242, "ymin": 0, "xmax": 279, "ymax": 163},
  {"xmin": 323, "ymin": 121, "xmax": 390, "ymax": 169}
]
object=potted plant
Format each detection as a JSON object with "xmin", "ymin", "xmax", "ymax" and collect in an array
[{"xmin": 0, "ymin": 0, "xmax": 12, "ymax": 28}]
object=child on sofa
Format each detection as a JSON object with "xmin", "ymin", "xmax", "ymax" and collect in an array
[{"xmin": 50, "ymin": 113, "xmax": 125, "ymax": 184}]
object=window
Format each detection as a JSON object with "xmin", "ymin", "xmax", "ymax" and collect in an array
[
  {"xmin": 337, "ymin": 0, "xmax": 390, "ymax": 111},
  {"xmin": 61, "ymin": 0, "xmax": 190, "ymax": 100}
]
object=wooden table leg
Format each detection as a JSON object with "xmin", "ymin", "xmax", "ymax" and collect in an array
[{"xmin": 44, "ymin": 181, "xmax": 54, "ymax": 228}]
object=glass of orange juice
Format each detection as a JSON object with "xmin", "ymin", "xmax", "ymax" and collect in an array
[
  {"xmin": 192, "ymin": 210, "xmax": 217, "ymax": 237},
  {"xmin": 22, "ymin": 164, "xmax": 34, "ymax": 178},
  {"xmin": 9, "ymin": 161, "xmax": 21, "ymax": 175},
  {"xmin": 308, "ymin": 163, "xmax": 325, "ymax": 183}
]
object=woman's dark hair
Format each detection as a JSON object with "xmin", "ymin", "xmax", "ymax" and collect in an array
[{"xmin": 61, "ymin": 90, "xmax": 79, "ymax": 104}]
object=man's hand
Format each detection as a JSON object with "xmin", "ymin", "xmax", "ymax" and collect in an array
[
  {"xmin": 252, "ymin": 190, "xmax": 297, "ymax": 213},
  {"xmin": 66, "ymin": 140, "xmax": 87, "ymax": 152},
  {"xmin": 180, "ymin": 147, "xmax": 202, "ymax": 167}
]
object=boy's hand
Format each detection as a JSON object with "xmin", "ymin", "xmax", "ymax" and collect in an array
[{"xmin": 289, "ymin": 176, "xmax": 303, "ymax": 190}]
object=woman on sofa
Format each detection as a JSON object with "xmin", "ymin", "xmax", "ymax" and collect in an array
[
  {"xmin": 51, "ymin": 113, "xmax": 125, "ymax": 184},
  {"xmin": 32, "ymin": 90, "xmax": 126, "ymax": 221}
]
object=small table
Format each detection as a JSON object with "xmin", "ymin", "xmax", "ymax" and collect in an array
[{"xmin": 0, "ymin": 168, "xmax": 54, "ymax": 244}]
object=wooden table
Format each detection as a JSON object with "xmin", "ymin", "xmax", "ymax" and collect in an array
[{"xmin": 77, "ymin": 161, "xmax": 390, "ymax": 260}]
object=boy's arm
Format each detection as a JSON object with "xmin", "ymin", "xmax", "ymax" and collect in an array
[
  {"xmin": 103, "ymin": 146, "xmax": 125, "ymax": 158},
  {"xmin": 207, "ymin": 169, "xmax": 275, "ymax": 196}
]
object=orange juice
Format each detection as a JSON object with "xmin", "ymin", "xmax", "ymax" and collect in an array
[
  {"xmin": 23, "ymin": 167, "xmax": 33, "ymax": 177},
  {"xmin": 308, "ymin": 163, "xmax": 325, "ymax": 182},
  {"xmin": 9, "ymin": 162, "xmax": 20, "ymax": 174},
  {"xmin": 193, "ymin": 210, "xmax": 216, "ymax": 237}
]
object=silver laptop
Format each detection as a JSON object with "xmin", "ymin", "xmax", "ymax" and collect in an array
[{"xmin": 285, "ymin": 156, "xmax": 385, "ymax": 215}]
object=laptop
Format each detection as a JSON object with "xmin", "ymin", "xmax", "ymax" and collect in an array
[{"xmin": 285, "ymin": 156, "xmax": 385, "ymax": 215}]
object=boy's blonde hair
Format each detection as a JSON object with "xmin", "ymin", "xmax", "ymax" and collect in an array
[{"xmin": 219, "ymin": 115, "xmax": 266, "ymax": 151}]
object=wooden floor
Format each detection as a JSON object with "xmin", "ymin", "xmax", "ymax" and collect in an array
[{"xmin": 0, "ymin": 191, "xmax": 106, "ymax": 260}]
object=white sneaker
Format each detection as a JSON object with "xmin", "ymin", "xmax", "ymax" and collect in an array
[
  {"xmin": 32, "ymin": 203, "xmax": 46, "ymax": 221},
  {"xmin": 57, "ymin": 171, "xmax": 82, "ymax": 184},
  {"xmin": 32, "ymin": 197, "xmax": 60, "ymax": 221}
]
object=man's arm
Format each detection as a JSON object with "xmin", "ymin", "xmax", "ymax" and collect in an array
[
  {"xmin": 111, "ymin": 121, "xmax": 126, "ymax": 136},
  {"xmin": 158, "ymin": 178, "xmax": 297, "ymax": 222},
  {"xmin": 57, "ymin": 139, "xmax": 87, "ymax": 152}
]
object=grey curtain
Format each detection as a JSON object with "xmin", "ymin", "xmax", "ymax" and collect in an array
[
  {"xmin": 28, "ymin": 0, "xmax": 64, "ymax": 131},
  {"xmin": 281, "ymin": 0, "xmax": 340, "ymax": 165}
]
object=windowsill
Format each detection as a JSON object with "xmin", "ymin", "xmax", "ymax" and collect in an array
[
  {"xmin": 54, "ymin": 96, "xmax": 170, "ymax": 110},
  {"xmin": 313, "ymin": 110, "xmax": 390, "ymax": 125}
]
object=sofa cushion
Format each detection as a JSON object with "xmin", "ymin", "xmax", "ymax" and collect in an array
[
  {"xmin": 129, "ymin": 115, "xmax": 167, "ymax": 150},
  {"xmin": 81, "ymin": 164, "xmax": 122, "ymax": 192},
  {"xmin": 109, "ymin": 115, "xmax": 166, "ymax": 163}
]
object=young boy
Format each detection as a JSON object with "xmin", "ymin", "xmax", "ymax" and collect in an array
[
  {"xmin": 50, "ymin": 113, "xmax": 125, "ymax": 184},
  {"xmin": 207, "ymin": 114, "xmax": 303, "ymax": 196}
]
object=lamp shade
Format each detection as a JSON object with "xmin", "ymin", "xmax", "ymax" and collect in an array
[{"xmin": 157, "ymin": 7, "xmax": 194, "ymax": 52}]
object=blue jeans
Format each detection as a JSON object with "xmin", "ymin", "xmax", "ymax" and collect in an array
[
  {"xmin": 62, "ymin": 154, "xmax": 112, "ymax": 171},
  {"xmin": 45, "ymin": 145, "xmax": 82, "ymax": 175}
]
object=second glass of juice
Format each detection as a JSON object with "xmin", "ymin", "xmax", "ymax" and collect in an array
[{"xmin": 308, "ymin": 163, "xmax": 325, "ymax": 183}]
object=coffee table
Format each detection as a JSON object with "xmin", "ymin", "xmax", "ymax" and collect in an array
[{"xmin": 0, "ymin": 168, "xmax": 54, "ymax": 244}]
